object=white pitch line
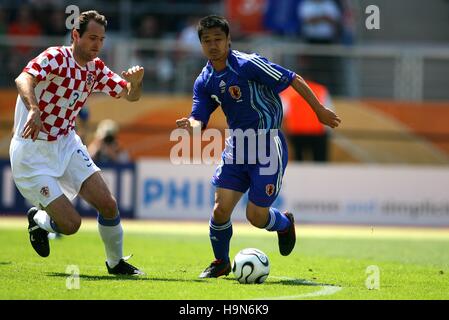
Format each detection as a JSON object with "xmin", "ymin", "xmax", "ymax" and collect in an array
[{"xmin": 257, "ymin": 276, "xmax": 342, "ymax": 300}]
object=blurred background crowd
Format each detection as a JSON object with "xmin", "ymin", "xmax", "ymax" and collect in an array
[
  {"xmin": 1, "ymin": 0, "xmax": 449, "ymax": 97},
  {"xmin": 0, "ymin": 0, "xmax": 356, "ymax": 94},
  {"xmin": 1, "ymin": 0, "xmax": 449, "ymax": 165}
]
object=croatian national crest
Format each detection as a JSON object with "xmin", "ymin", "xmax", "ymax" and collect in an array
[
  {"xmin": 228, "ymin": 85, "xmax": 241, "ymax": 100},
  {"xmin": 86, "ymin": 72, "xmax": 95, "ymax": 90},
  {"xmin": 40, "ymin": 186, "xmax": 50, "ymax": 198},
  {"xmin": 265, "ymin": 184, "xmax": 275, "ymax": 196}
]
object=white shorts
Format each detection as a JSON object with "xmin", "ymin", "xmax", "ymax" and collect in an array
[{"xmin": 9, "ymin": 130, "xmax": 100, "ymax": 208}]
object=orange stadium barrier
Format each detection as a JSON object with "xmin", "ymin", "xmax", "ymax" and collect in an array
[{"xmin": 1, "ymin": 90, "xmax": 449, "ymax": 164}]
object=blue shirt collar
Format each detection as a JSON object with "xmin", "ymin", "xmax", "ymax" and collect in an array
[{"xmin": 206, "ymin": 50, "xmax": 236, "ymax": 72}]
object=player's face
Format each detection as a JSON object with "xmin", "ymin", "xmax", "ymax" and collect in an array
[
  {"xmin": 200, "ymin": 28, "xmax": 230, "ymax": 62},
  {"xmin": 73, "ymin": 21, "xmax": 105, "ymax": 62}
]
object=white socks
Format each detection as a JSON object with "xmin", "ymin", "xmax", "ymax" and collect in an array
[
  {"xmin": 33, "ymin": 210, "xmax": 57, "ymax": 233},
  {"xmin": 34, "ymin": 209, "xmax": 124, "ymax": 268},
  {"xmin": 97, "ymin": 215, "xmax": 123, "ymax": 268}
]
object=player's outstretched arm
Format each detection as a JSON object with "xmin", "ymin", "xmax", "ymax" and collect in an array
[
  {"xmin": 118, "ymin": 66, "xmax": 144, "ymax": 102},
  {"xmin": 15, "ymin": 72, "xmax": 48, "ymax": 141},
  {"xmin": 290, "ymin": 74, "xmax": 341, "ymax": 128}
]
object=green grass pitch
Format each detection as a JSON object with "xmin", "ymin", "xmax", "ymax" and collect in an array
[{"xmin": 0, "ymin": 217, "xmax": 448, "ymax": 300}]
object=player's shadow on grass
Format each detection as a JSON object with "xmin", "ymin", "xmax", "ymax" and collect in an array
[
  {"xmin": 276, "ymin": 278, "xmax": 337, "ymax": 287},
  {"xmin": 46, "ymin": 272, "xmax": 147, "ymax": 281},
  {"xmin": 223, "ymin": 277, "xmax": 338, "ymax": 287},
  {"xmin": 46, "ymin": 272, "xmax": 203, "ymax": 283}
]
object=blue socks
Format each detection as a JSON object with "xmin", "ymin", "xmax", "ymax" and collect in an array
[
  {"xmin": 209, "ymin": 217, "xmax": 233, "ymax": 263},
  {"xmin": 264, "ymin": 207, "xmax": 290, "ymax": 232},
  {"xmin": 208, "ymin": 208, "xmax": 288, "ymax": 262}
]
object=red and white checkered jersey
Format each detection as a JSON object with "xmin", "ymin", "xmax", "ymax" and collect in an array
[{"xmin": 15, "ymin": 46, "xmax": 127, "ymax": 141}]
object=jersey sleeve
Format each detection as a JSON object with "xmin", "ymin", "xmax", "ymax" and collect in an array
[
  {"xmin": 93, "ymin": 59, "xmax": 128, "ymax": 98},
  {"xmin": 23, "ymin": 47, "xmax": 63, "ymax": 82},
  {"xmin": 242, "ymin": 54, "xmax": 296, "ymax": 93},
  {"xmin": 189, "ymin": 77, "xmax": 219, "ymax": 129}
]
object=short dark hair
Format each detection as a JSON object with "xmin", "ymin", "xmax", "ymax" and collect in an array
[
  {"xmin": 197, "ymin": 15, "xmax": 229, "ymax": 41},
  {"xmin": 76, "ymin": 10, "xmax": 107, "ymax": 38}
]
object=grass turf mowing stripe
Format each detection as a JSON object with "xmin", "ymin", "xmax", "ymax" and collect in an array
[{"xmin": 2, "ymin": 216, "xmax": 449, "ymax": 240}]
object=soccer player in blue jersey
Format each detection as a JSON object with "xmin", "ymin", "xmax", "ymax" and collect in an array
[{"xmin": 176, "ymin": 15, "xmax": 341, "ymax": 278}]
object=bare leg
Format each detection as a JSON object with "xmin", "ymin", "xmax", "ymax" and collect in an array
[
  {"xmin": 78, "ymin": 172, "xmax": 118, "ymax": 219},
  {"xmin": 43, "ymin": 195, "xmax": 81, "ymax": 235},
  {"xmin": 246, "ymin": 201, "xmax": 270, "ymax": 228},
  {"xmin": 212, "ymin": 187, "xmax": 244, "ymax": 223}
]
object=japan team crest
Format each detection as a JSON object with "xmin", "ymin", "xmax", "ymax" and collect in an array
[
  {"xmin": 40, "ymin": 186, "xmax": 50, "ymax": 198},
  {"xmin": 265, "ymin": 184, "xmax": 275, "ymax": 196},
  {"xmin": 228, "ymin": 85, "xmax": 241, "ymax": 100}
]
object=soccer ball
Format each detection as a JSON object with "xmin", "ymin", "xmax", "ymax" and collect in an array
[{"xmin": 232, "ymin": 248, "xmax": 270, "ymax": 284}]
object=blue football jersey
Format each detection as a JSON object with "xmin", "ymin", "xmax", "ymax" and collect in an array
[{"xmin": 190, "ymin": 50, "xmax": 296, "ymax": 131}]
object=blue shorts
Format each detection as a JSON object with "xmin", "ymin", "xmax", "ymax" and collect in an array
[{"xmin": 211, "ymin": 131, "xmax": 288, "ymax": 207}]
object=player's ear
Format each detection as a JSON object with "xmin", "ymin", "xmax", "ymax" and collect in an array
[{"xmin": 72, "ymin": 29, "xmax": 80, "ymax": 42}]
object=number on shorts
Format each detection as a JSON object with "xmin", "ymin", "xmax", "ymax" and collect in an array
[{"xmin": 77, "ymin": 149, "xmax": 92, "ymax": 167}]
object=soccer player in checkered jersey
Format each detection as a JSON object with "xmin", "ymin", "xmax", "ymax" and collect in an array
[
  {"xmin": 10, "ymin": 10, "xmax": 145, "ymax": 275},
  {"xmin": 176, "ymin": 15, "xmax": 341, "ymax": 278}
]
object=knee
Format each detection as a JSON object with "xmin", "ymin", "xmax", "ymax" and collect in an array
[
  {"xmin": 61, "ymin": 216, "xmax": 81, "ymax": 235},
  {"xmin": 98, "ymin": 196, "xmax": 118, "ymax": 219},
  {"xmin": 213, "ymin": 204, "xmax": 231, "ymax": 224},
  {"xmin": 246, "ymin": 209, "xmax": 267, "ymax": 229}
]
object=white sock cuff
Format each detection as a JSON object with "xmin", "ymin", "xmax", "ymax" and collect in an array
[{"xmin": 33, "ymin": 210, "xmax": 56, "ymax": 233}]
